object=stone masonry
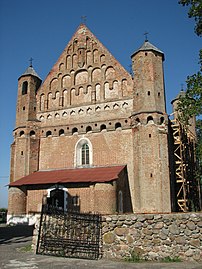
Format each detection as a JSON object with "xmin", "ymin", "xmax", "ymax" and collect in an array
[
  {"xmin": 33, "ymin": 212, "xmax": 202, "ymax": 262},
  {"xmin": 102, "ymin": 213, "xmax": 202, "ymax": 261}
]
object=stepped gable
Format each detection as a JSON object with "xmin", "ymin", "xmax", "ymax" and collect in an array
[{"xmin": 37, "ymin": 24, "xmax": 133, "ymax": 111}]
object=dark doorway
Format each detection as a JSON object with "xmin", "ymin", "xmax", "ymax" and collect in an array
[{"xmin": 47, "ymin": 189, "xmax": 64, "ymax": 209}]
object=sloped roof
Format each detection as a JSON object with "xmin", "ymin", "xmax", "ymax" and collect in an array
[
  {"xmin": 132, "ymin": 40, "xmax": 164, "ymax": 60},
  {"xmin": 19, "ymin": 66, "xmax": 41, "ymax": 80},
  {"xmin": 9, "ymin": 165, "xmax": 126, "ymax": 187}
]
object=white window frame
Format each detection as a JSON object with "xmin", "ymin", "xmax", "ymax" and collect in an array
[{"xmin": 74, "ymin": 137, "xmax": 93, "ymax": 167}]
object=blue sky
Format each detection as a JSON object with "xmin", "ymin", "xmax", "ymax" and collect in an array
[{"xmin": 0, "ymin": 0, "xmax": 201, "ymax": 208}]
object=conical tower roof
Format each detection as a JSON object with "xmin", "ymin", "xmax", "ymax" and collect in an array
[
  {"xmin": 19, "ymin": 65, "xmax": 41, "ymax": 80},
  {"xmin": 131, "ymin": 40, "xmax": 164, "ymax": 61}
]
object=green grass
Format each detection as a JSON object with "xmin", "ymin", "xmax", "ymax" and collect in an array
[
  {"xmin": 125, "ymin": 251, "xmax": 143, "ymax": 263},
  {"xmin": 19, "ymin": 244, "xmax": 32, "ymax": 252},
  {"xmin": 161, "ymin": 256, "xmax": 182, "ymax": 262}
]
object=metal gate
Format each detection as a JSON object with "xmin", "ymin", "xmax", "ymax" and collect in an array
[{"xmin": 36, "ymin": 205, "xmax": 102, "ymax": 260}]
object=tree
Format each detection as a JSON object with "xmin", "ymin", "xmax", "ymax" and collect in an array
[
  {"xmin": 178, "ymin": 0, "xmax": 202, "ymax": 122},
  {"xmin": 178, "ymin": 1, "xmax": 202, "ymax": 204}
]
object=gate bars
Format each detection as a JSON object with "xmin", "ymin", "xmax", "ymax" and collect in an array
[{"xmin": 36, "ymin": 205, "xmax": 102, "ymax": 260}]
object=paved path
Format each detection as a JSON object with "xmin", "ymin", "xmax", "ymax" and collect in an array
[{"xmin": 0, "ymin": 224, "xmax": 201, "ymax": 269}]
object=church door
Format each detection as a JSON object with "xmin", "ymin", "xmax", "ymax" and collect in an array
[{"xmin": 48, "ymin": 189, "xmax": 64, "ymax": 210}]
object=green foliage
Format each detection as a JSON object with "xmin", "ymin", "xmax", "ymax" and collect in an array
[
  {"xmin": 19, "ymin": 244, "xmax": 32, "ymax": 252},
  {"xmin": 161, "ymin": 256, "xmax": 182, "ymax": 262},
  {"xmin": 178, "ymin": 1, "xmax": 202, "ymax": 180},
  {"xmin": 0, "ymin": 208, "xmax": 7, "ymax": 212},
  {"xmin": 178, "ymin": 57, "xmax": 202, "ymax": 123},
  {"xmin": 125, "ymin": 250, "xmax": 144, "ymax": 263},
  {"xmin": 179, "ymin": 0, "xmax": 202, "ymax": 36},
  {"xmin": 178, "ymin": 0, "xmax": 202, "ymax": 120}
]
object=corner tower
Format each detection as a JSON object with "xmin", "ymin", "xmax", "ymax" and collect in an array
[
  {"xmin": 131, "ymin": 40, "xmax": 171, "ymax": 213},
  {"xmin": 16, "ymin": 64, "xmax": 41, "ymax": 126},
  {"xmin": 10, "ymin": 64, "xmax": 42, "ymax": 183}
]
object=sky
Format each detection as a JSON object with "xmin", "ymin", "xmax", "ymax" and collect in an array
[{"xmin": 0, "ymin": 0, "xmax": 201, "ymax": 208}]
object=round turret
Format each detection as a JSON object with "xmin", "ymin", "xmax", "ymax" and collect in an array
[
  {"xmin": 16, "ymin": 64, "xmax": 42, "ymax": 127},
  {"xmin": 131, "ymin": 39, "xmax": 167, "ymax": 125}
]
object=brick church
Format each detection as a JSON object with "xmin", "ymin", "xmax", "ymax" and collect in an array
[{"xmin": 8, "ymin": 24, "xmax": 178, "ymax": 224}]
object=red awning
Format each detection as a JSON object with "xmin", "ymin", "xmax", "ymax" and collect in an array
[{"xmin": 9, "ymin": 165, "xmax": 126, "ymax": 187}]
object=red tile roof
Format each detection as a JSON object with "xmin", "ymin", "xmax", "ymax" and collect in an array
[{"xmin": 9, "ymin": 165, "xmax": 126, "ymax": 187}]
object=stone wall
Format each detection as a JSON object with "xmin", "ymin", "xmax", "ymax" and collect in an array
[{"xmin": 102, "ymin": 213, "xmax": 202, "ymax": 261}]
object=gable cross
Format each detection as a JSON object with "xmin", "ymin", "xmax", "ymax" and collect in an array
[{"xmin": 144, "ymin": 31, "xmax": 149, "ymax": 42}]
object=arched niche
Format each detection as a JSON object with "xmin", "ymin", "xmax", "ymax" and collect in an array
[
  {"xmin": 62, "ymin": 75, "xmax": 71, "ymax": 88},
  {"xmin": 75, "ymin": 70, "xmax": 88, "ymax": 85},
  {"xmin": 105, "ymin": 66, "xmax": 115, "ymax": 80},
  {"xmin": 92, "ymin": 68, "xmax": 101, "ymax": 82}
]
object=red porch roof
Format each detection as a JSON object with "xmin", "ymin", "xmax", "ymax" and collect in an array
[{"xmin": 9, "ymin": 165, "xmax": 126, "ymax": 187}]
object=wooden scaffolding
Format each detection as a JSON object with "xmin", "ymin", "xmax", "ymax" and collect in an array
[{"xmin": 170, "ymin": 117, "xmax": 201, "ymax": 212}]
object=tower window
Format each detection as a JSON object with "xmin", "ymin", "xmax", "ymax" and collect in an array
[
  {"xmin": 23, "ymin": 106, "xmax": 25, "ymax": 111},
  {"xmin": 148, "ymin": 91, "xmax": 150, "ymax": 96},
  {"xmin": 147, "ymin": 116, "xmax": 154, "ymax": 124},
  {"xmin": 22, "ymin": 81, "xmax": 28, "ymax": 95},
  {"xmin": 149, "ymin": 134, "xmax": 151, "ymax": 138},
  {"xmin": 19, "ymin": 131, "xmax": 25, "ymax": 137},
  {"xmin": 158, "ymin": 92, "xmax": 160, "ymax": 97},
  {"xmin": 81, "ymin": 144, "xmax": 90, "ymax": 165},
  {"xmin": 30, "ymin": 130, "xmax": 35, "ymax": 137},
  {"xmin": 160, "ymin": 117, "xmax": 165, "ymax": 124}
]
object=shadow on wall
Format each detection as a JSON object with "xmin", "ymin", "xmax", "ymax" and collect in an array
[{"xmin": 0, "ymin": 224, "xmax": 34, "ymax": 245}]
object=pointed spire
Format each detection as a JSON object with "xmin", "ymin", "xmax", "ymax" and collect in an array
[{"xmin": 19, "ymin": 60, "xmax": 41, "ymax": 80}]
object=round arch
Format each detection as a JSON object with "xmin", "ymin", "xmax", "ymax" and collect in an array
[{"xmin": 74, "ymin": 137, "xmax": 93, "ymax": 167}]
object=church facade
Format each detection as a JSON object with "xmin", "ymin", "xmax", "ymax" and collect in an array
[{"xmin": 8, "ymin": 24, "xmax": 172, "ymax": 224}]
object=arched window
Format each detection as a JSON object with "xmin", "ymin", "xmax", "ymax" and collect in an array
[
  {"xmin": 147, "ymin": 116, "xmax": 154, "ymax": 124},
  {"xmin": 115, "ymin": 122, "xmax": 122, "ymax": 130},
  {"xmin": 19, "ymin": 131, "xmax": 25, "ymax": 137},
  {"xmin": 81, "ymin": 144, "xmax": 89, "ymax": 165},
  {"xmin": 86, "ymin": 126, "xmax": 92, "ymax": 133},
  {"xmin": 72, "ymin": 127, "xmax": 78, "ymax": 135},
  {"xmin": 30, "ymin": 130, "xmax": 35, "ymax": 137},
  {"xmin": 46, "ymin": 131, "xmax": 52, "ymax": 137},
  {"xmin": 160, "ymin": 117, "xmax": 164, "ymax": 124},
  {"xmin": 59, "ymin": 129, "xmax": 65, "ymax": 136},
  {"xmin": 100, "ymin": 124, "xmax": 106, "ymax": 131},
  {"xmin": 22, "ymin": 81, "xmax": 28, "ymax": 95},
  {"xmin": 75, "ymin": 138, "xmax": 93, "ymax": 167}
]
